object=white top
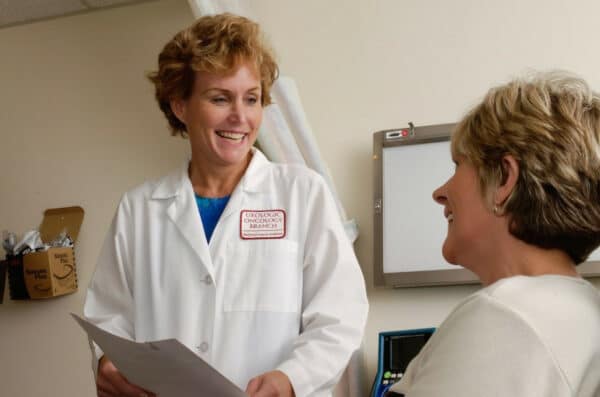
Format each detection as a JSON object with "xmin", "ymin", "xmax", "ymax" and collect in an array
[
  {"xmin": 83, "ymin": 149, "xmax": 369, "ymax": 397},
  {"xmin": 390, "ymin": 275, "xmax": 600, "ymax": 397}
]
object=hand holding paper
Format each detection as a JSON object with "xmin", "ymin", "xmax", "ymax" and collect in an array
[
  {"xmin": 72, "ymin": 314, "xmax": 246, "ymax": 397},
  {"xmin": 97, "ymin": 356, "xmax": 156, "ymax": 397}
]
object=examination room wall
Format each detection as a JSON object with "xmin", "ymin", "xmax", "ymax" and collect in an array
[{"xmin": 1, "ymin": 1, "xmax": 600, "ymax": 396}]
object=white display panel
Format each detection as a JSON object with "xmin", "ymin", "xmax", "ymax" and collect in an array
[{"xmin": 382, "ymin": 141, "xmax": 454, "ymax": 273}]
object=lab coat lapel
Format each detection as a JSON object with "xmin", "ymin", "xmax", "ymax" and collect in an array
[
  {"xmin": 153, "ymin": 161, "xmax": 215, "ymax": 276},
  {"xmin": 219, "ymin": 148, "xmax": 267, "ymax": 222}
]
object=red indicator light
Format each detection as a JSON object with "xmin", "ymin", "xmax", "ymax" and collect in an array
[{"xmin": 401, "ymin": 129, "xmax": 409, "ymax": 137}]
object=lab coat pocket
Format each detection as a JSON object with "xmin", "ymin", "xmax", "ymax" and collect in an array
[{"xmin": 224, "ymin": 239, "xmax": 301, "ymax": 313}]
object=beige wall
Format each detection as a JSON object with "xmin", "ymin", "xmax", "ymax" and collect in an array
[{"xmin": 1, "ymin": 0, "xmax": 599, "ymax": 395}]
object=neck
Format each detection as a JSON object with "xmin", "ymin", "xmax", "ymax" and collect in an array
[
  {"xmin": 474, "ymin": 235, "xmax": 579, "ymax": 286},
  {"xmin": 188, "ymin": 152, "xmax": 252, "ymax": 197}
]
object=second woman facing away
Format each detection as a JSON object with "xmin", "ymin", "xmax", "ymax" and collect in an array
[
  {"xmin": 389, "ymin": 71, "xmax": 600, "ymax": 397},
  {"xmin": 83, "ymin": 13, "xmax": 368, "ymax": 397}
]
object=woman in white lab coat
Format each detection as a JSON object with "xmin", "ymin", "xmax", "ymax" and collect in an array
[
  {"xmin": 388, "ymin": 72, "xmax": 600, "ymax": 397},
  {"xmin": 84, "ymin": 13, "xmax": 368, "ymax": 397}
]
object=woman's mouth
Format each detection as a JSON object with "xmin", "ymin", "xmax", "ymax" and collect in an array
[{"xmin": 216, "ymin": 130, "xmax": 246, "ymax": 141}]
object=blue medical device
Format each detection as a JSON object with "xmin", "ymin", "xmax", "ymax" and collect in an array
[{"xmin": 371, "ymin": 328, "xmax": 435, "ymax": 397}]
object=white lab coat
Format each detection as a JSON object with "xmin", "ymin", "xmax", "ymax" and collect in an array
[{"xmin": 84, "ymin": 149, "xmax": 369, "ymax": 397}]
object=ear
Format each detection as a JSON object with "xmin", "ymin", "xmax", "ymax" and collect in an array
[
  {"xmin": 170, "ymin": 98, "xmax": 187, "ymax": 125},
  {"xmin": 494, "ymin": 154, "xmax": 519, "ymax": 206}
]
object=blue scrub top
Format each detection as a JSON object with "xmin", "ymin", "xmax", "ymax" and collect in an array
[{"xmin": 195, "ymin": 194, "xmax": 230, "ymax": 242}]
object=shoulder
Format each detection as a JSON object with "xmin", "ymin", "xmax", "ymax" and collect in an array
[
  {"xmin": 440, "ymin": 276, "xmax": 600, "ymax": 340},
  {"xmin": 122, "ymin": 179, "xmax": 157, "ymax": 201},
  {"xmin": 119, "ymin": 164, "xmax": 184, "ymax": 208},
  {"xmin": 250, "ymin": 152, "xmax": 327, "ymax": 193},
  {"xmin": 418, "ymin": 287, "xmax": 551, "ymax": 368},
  {"xmin": 394, "ymin": 287, "xmax": 572, "ymax": 396},
  {"xmin": 429, "ymin": 287, "xmax": 535, "ymax": 343},
  {"xmin": 486, "ymin": 274, "xmax": 600, "ymax": 303},
  {"xmin": 411, "ymin": 276, "xmax": 600, "ymax": 394},
  {"xmin": 271, "ymin": 162, "xmax": 324, "ymax": 187},
  {"xmin": 449, "ymin": 275, "xmax": 600, "ymax": 319},
  {"xmin": 484, "ymin": 276, "xmax": 600, "ymax": 388},
  {"xmin": 482, "ymin": 276, "xmax": 600, "ymax": 335}
]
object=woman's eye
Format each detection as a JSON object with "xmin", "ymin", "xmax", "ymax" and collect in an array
[
  {"xmin": 211, "ymin": 97, "xmax": 228, "ymax": 104},
  {"xmin": 246, "ymin": 96, "xmax": 259, "ymax": 105}
]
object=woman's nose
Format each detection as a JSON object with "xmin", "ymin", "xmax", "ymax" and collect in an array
[
  {"xmin": 432, "ymin": 181, "xmax": 448, "ymax": 205},
  {"xmin": 228, "ymin": 100, "xmax": 247, "ymax": 124}
]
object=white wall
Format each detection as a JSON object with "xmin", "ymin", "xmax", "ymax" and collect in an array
[{"xmin": 1, "ymin": 1, "xmax": 599, "ymax": 396}]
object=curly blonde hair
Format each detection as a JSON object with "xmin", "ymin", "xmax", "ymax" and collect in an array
[
  {"xmin": 147, "ymin": 13, "xmax": 279, "ymax": 136},
  {"xmin": 452, "ymin": 71, "xmax": 600, "ymax": 263}
]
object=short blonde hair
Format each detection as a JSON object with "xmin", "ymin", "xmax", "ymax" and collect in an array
[
  {"xmin": 452, "ymin": 71, "xmax": 600, "ymax": 263},
  {"xmin": 147, "ymin": 13, "xmax": 279, "ymax": 136}
]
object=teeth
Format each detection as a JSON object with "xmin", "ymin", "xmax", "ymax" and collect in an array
[
  {"xmin": 447, "ymin": 214, "xmax": 454, "ymax": 222},
  {"xmin": 217, "ymin": 131, "xmax": 245, "ymax": 141}
]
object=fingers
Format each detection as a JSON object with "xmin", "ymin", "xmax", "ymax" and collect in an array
[
  {"xmin": 246, "ymin": 375, "xmax": 263, "ymax": 395},
  {"xmin": 97, "ymin": 356, "xmax": 154, "ymax": 397},
  {"xmin": 97, "ymin": 373, "xmax": 120, "ymax": 395},
  {"xmin": 251, "ymin": 388, "xmax": 272, "ymax": 397},
  {"xmin": 245, "ymin": 371, "xmax": 294, "ymax": 397},
  {"xmin": 97, "ymin": 357, "xmax": 120, "ymax": 396},
  {"xmin": 247, "ymin": 379, "xmax": 278, "ymax": 397}
]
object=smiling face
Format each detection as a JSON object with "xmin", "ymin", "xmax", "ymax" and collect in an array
[
  {"xmin": 432, "ymin": 156, "xmax": 496, "ymax": 270},
  {"xmin": 171, "ymin": 62, "xmax": 263, "ymax": 173}
]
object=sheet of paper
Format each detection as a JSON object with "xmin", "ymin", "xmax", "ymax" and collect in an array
[{"xmin": 71, "ymin": 314, "xmax": 246, "ymax": 397}]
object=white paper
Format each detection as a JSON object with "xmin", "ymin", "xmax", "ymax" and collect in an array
[{"xmin": 71, "ymin": 314, "xmax": 246, "ymax": 397}]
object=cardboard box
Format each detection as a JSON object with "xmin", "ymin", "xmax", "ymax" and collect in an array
[{"xmin": 23, "ymin": 206, "xmax": 84, "ymax": 299}]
